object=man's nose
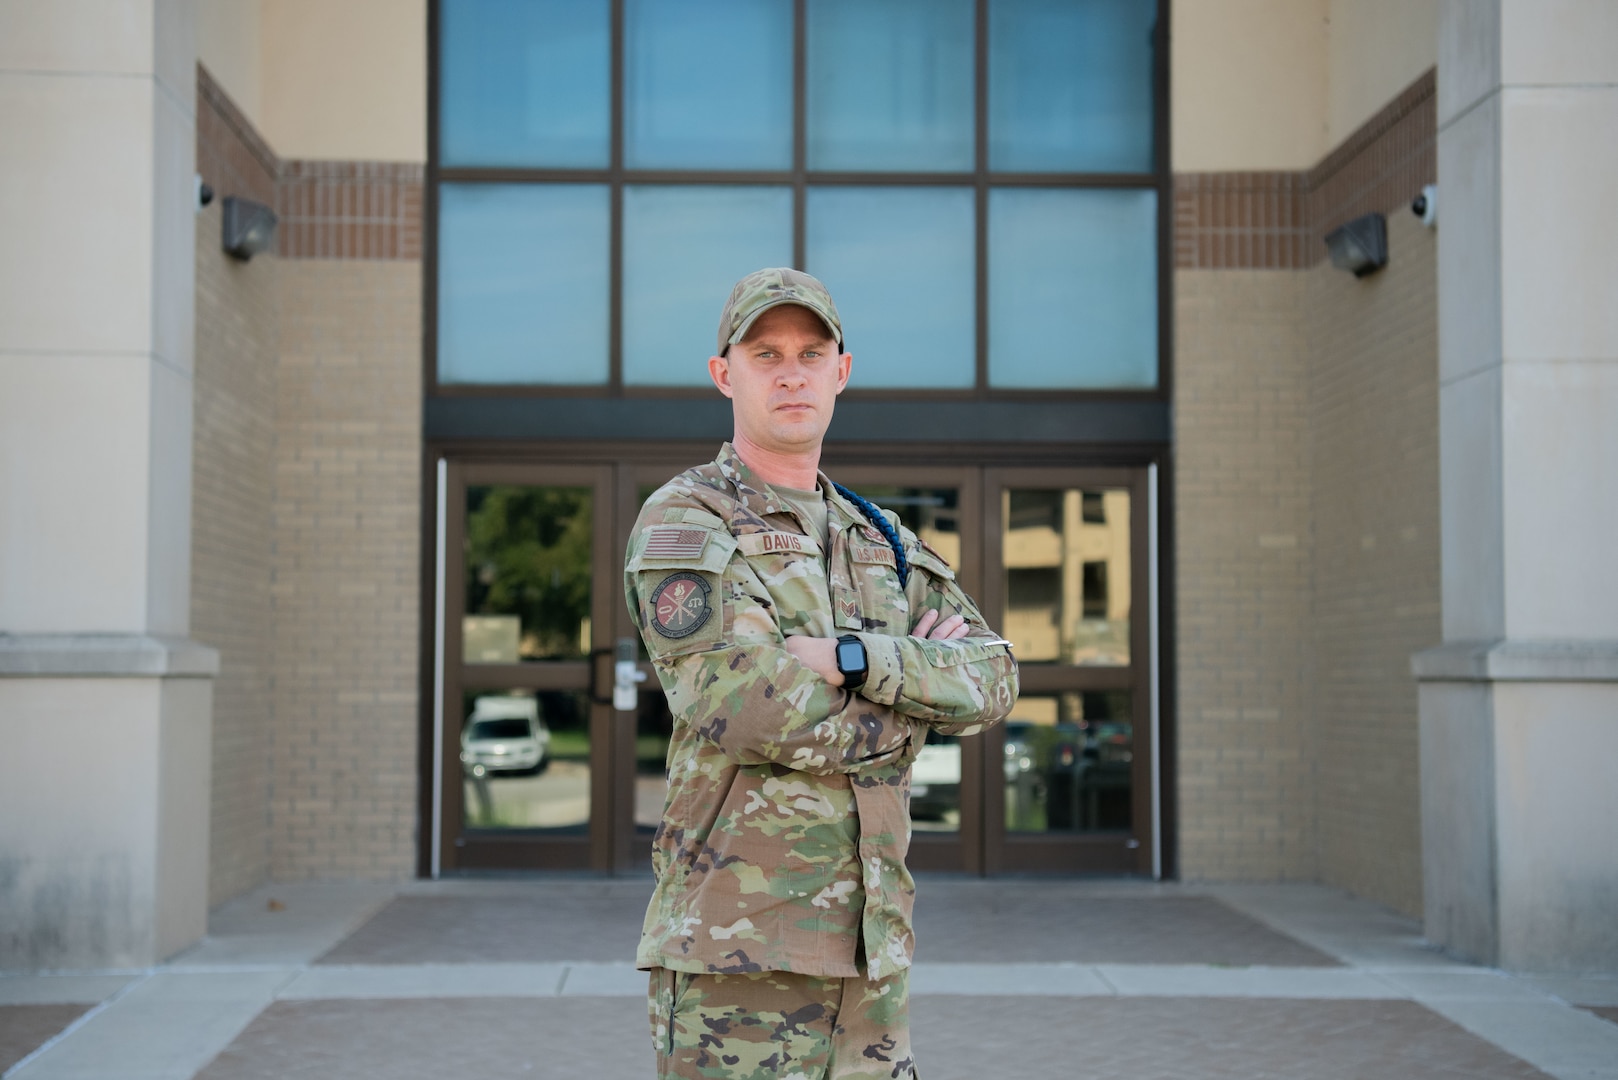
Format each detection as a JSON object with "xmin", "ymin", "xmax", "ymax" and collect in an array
[{"xmin": 776, "ymin": 362, "xmax": 809, "ymax": 389}]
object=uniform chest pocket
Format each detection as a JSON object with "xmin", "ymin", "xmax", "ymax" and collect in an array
[
  {"xmin": 848, "ymin": 538, "xmax": 909, "ymax": 633},
  {"xmin": 735, "ymin": 532, "xmax": 832, "ymax": 637}
]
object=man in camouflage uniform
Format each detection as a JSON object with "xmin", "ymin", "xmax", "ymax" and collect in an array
[{"xmin": 627, "ymin": 268, "xmax": 1019, "ymax": 1079}]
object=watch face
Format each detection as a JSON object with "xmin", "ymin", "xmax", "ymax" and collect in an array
[{"xmin": 837, "ymin": 639, "xmax": 865, "ymax": 672}]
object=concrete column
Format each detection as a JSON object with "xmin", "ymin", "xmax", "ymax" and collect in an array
[
  {"xmin": 0, "ymin": 1, "xmax": 217, "ymax": 968},
  {"xmin": 1417, "ymin": 0, "xmax": 1618, "ymax": 970}
]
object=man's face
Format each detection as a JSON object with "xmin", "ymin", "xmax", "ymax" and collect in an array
[{"xmin": 709, "ymin": 304, "xmax": 851, "ymax": 458}]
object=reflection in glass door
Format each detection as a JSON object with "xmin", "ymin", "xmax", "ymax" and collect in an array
[
  {"xmin": 439, "ymin": 464, "xmax": 617, "ymax": 872},
  {"xmin": 460, "ymin": 483, "xmax": 595, "ymax": 835},
  {"xmin": 984, "ymin": 468, "xmax": 1153, "ymax": 874}
]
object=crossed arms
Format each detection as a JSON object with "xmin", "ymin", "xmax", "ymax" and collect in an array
[{"xmin": 650, "ymin": 560, "xmax": 1018, "ymax": 776}]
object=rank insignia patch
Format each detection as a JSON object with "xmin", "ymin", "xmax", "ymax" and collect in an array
[{"xmin": 650, "ymin": 572, "xmax": 712, "ymax": 639}]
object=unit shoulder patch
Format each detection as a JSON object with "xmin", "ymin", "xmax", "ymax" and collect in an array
[{"xmin": 649, "ymin": 571, "xmax": 713, "ymax": 639}]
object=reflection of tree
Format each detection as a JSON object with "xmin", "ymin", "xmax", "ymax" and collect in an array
[{"xmin": 465, "ymin": 486, "xmax": 591, "ymax": 659}]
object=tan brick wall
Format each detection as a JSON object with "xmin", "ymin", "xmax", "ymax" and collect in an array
[
  {"xmin": 270, "ymin": 259, "xmax": 421, "ymax": 880},
  {"xmin": 1305, "ymin": 209, "xmax": 1439, "ymax": 916},
  {"xmin": 194, "ymin": 64, "xmax": 282, "ymax": 905},
  {"xmin": 192, "ymin": 203, "xmax": 279, "ymax": 905},
  {"xmin": 1170, "ymin": 71, "xmax": 1438, "ymax": 914},
  {"xmin": 1174, "ymin": 270, "xmax": 1318, "ymax": 882},
  {"xmin": 1172, "ymin": 205, "xmax": 1438, "ymax": 913}
]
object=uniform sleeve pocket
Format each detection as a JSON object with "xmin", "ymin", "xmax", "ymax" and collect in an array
[
  {"xmin": 929, "ymin": 639, "xmax": 1006, "ymax": 667},
  {"xmin": 629, "ymin": 527, "xmax": 736, "ymax": 659}
]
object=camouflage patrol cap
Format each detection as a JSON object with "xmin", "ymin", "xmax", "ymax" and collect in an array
[{"xmin": 717, "ymin": 267, "xmax": 844, "ymax": 356}]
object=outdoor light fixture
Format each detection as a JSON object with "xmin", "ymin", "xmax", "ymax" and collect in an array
[
  {"xmin": 1324, "ymin": 212, "xmax": 1388, "ymax": 277},
  {"xmin": 222, "ymin": 196, "xmax": 277, "ymax": 261}
]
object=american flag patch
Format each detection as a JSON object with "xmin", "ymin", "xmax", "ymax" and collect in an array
[{"xmin": 641, "ymin": 527, "xmax": 709, "ymax": 561}]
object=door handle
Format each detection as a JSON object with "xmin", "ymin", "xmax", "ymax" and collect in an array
[{"xmin": 613, "ymin": 636, "xmax": 647, "ymax": 711}]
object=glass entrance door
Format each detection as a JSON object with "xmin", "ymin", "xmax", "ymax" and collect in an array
[
  {"xmin": 832, "ymin": 463, "xmax": 1157, "ymax": 875},
  {"xmin": 436, "ymin": 458, "xmax": 689, "ymax": 875},
  {"xmin": 438, "ymin": 463, "xmax": 615, "ymax": 871},
  {"xmin": 434, "ymin": 456, "xmax": 1157, "ymax": 877},
  {"xmin": 981, "ymin": 468, "xmax": 1155, "ymax": 874}
]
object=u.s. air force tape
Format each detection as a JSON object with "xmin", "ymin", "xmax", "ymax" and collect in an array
[{"xmin": 649, "ymin": 572, "xmax": 712, "ymax": 639}]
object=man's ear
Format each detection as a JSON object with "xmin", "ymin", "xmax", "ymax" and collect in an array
[
  {"xmin": 834, "ymin": 351, "xmax": 852, "ymax": 395},
  {"xmin": 708, "ymin": 354, "xmax": 734, "ymax": 398}
]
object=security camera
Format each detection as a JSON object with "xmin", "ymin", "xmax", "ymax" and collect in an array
[
  {"xmin": 195, "ymin": 174, "xmax": 215, "ymax": 212},
  {"xmin": 1411, "ymin": 183, "xmax": 1436, "ymax": 228}
]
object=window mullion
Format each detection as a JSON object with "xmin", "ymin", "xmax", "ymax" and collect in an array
[
  {"xmin": 975, "ymin": 0, "xmax": 989, "ymax": 395},
  {"xmin": 792, "ymin": 0, "xmax": 806, "ymax": 269},
  {"xmin": 609, "ymin": 0, "xmax": 625, "ymax": 394}
]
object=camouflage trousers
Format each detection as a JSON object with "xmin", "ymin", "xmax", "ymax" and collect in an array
[{"xmin": 648, "ymin": 966, "xmax": 915, "ymax": 1080}]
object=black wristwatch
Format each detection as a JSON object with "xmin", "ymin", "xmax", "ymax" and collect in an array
[{"xmin": 834, "ymin": 634, "xmax": 868, "ymax": 689}]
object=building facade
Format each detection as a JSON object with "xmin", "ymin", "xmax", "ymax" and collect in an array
[{"xmin": 2, "ymin": 0, "xmax": 1613, "ymax": 973}]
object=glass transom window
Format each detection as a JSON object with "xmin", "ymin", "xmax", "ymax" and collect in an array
[{"xmin": 434, "ymin": 0, "xmax": 1162, "ymax": 393}]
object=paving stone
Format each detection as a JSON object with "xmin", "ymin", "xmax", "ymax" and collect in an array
[
  {"xmin": 910, "ymin": 997, "xmax": 1552, "ymax": 1080},
  {"xmin": 317, "ymin": 888, "xmax": 647, "ymax": 964},
  {"xmin": 319, "ymin": 886, "xmax": 1337, "ymax": 968},
  {"xmin": 18, "ymin": 883, "xmax": 1611, "ymax": 1080},
  {"xmin": 914, "ymin": 888, "xmax": 1338, "ymax": 966},
  {"xmin": 0, "ymin": 1004, "xmax": 89, "ymax": 1074},
  {"xmin": 190, "ymin": 998, "xmax": 650, "ymax": 1080},
  {"xmin": 188, "ymin": 995, "xmax": 1557, "ymax": 1080}
]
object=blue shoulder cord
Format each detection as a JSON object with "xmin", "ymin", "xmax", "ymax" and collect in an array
[{"xmin": 832, "ymin": 483, "xmax": 909, "ymax": 587}]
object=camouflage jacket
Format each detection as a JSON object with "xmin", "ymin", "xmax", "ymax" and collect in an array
[{"xmin": 626, "ymin": 443, "xmax": 1018, "ymax": 978}]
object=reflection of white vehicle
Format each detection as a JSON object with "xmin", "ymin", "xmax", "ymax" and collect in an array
[
  {"xmin": 460, "ymin": 696, "xmax": 550, "ymax": 777},
  {"xmin": 909, "ymin": 737, "xmax": 961, "ymax": 821}
]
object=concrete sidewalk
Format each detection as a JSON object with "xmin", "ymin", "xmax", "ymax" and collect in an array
[{"xmin": 3, "ymin": 879, "xmax": 1616, "ymax": 1079}]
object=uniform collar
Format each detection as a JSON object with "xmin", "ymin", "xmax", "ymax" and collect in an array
[
  {"xmin": 714, "ymin": 441, "xmax": 787, "ymax": 519},
  {"xmin": 714, "ymin": 441, "xmax": 865, "ymax": 532}
]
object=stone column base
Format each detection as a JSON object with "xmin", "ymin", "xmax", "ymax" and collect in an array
[
  {"xmin": 1414, "ymin": 640, "xmax": 1618, "ymax": 971},
  {"xmin": 0, "ymin": 634, "xmax": 218, "ymax": 970}
]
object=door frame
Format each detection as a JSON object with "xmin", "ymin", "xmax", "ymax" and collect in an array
[
  {"xmin": 435, "ymin": 461, "xmax": 618, "ymax": 873},
  {"xmin": 981, "ymin": 465, "xmax": 1156, "ymax": 875},
  {"xmin": 420, "ymin": 441, "xmax": 1173, "ymax": 879}
]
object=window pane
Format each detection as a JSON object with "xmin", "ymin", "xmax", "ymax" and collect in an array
[
  {"xmin": 625, "ymin": 0, "xmax": 792, "ymax": 169},
  {"xmin": 988, "ymin": 188, "xmax": 1157, "ymax": 389},
  {"xmin": 437, "ymin": 184, "xmax": 609, "ymax": 385},
  {"xmin": 806, "ymin": 0, "xmax": 974, "ymax": 172},
  {"xmin": 464, "ymin": 484, "xmax": 593, "ymax": 662},
  {"xmin": 1005, "ymin": 692, "xmax": 1132, "ymax": 833},
  {"xmin": 988, "ymin": 0, "xmax": 1156, "ymax": 173},
  {"xmin": 461, "ymin": 689, "xmax": 592, "ymax": 833},
  {"xmin": 623, "ymin": 185, "xmax": 792, "ymax": 386},
  {"xmin": 1002, "ymin": 488, "xmax": 1131, "ymax": 665},
  {"xmin": 440, "ymin": 0, "xmax": 609, "ymax": 168},
  {"xmin": 806, "ymin": 187, "xmax": 975, "ymax": 388}
]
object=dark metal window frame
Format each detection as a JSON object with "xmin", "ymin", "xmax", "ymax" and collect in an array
[{"xmin": 424, "ymin": 0, "xmax": 1173, "ymax": 404}]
